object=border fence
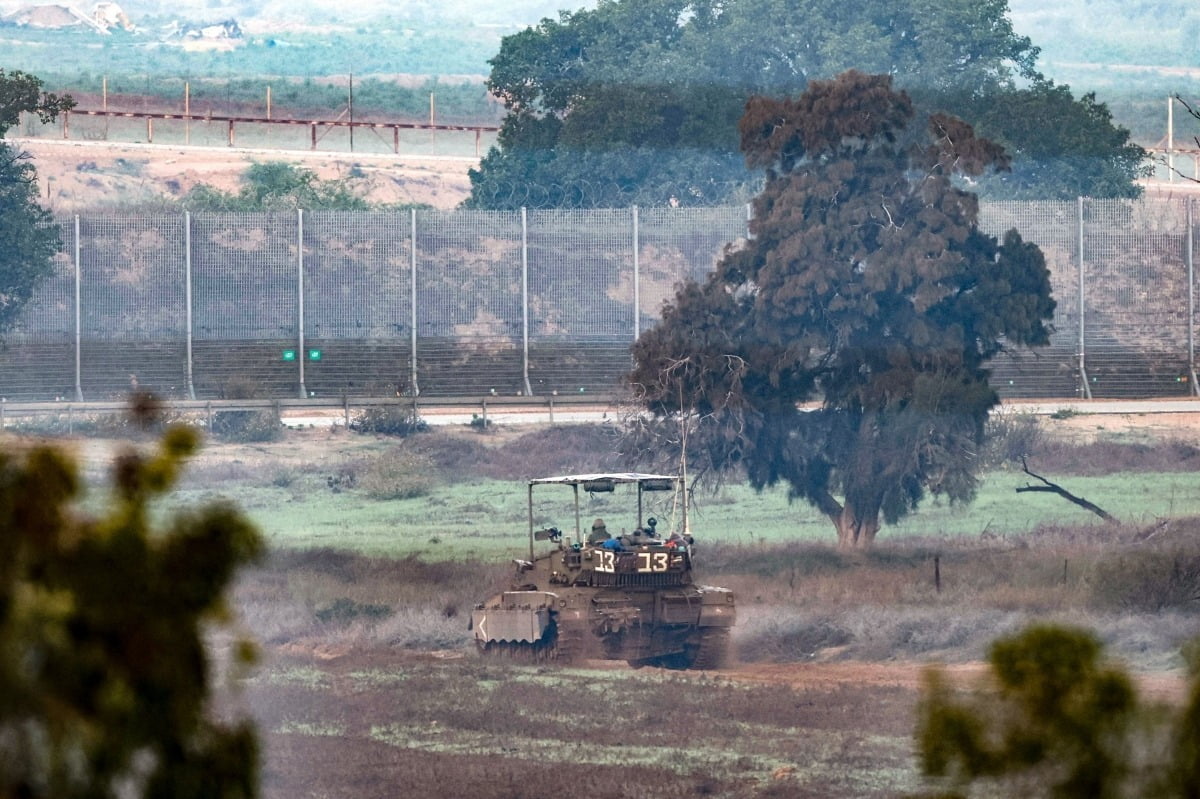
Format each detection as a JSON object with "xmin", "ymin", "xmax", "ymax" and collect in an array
[{"xmin": 0, "ymin": 198, "xmax": 1196, "ymax": 403}]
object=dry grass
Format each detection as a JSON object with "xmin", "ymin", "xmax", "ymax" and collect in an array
[
  {"xmin": 244, "ymin": 653, "xmax": 920, "ymax": 799},
  {"xmin": 471, "ymin": 423, "xmax": 626, "ymax": 480},
  {"xmin": 711, "ymin": 521, "xmax": 1200, "ymax": 669},
  {"xmin": 355, "ymin": 448, "xmax": 440, "ymax": 500},
  {"xmin": 163, "ymin": 415, "xmax": 1200, "ymax": 797},
  {"xmin": 1029, "ymin": 436, "xmax": 1200, "ymax": 475},
  {"xmin": 234, "ymin": 548, "xmax": 508, "ymax": 650},
  {"xmin": 229, "ymin": 523, "xmax": 1199, "ymax": 799},
  {"xmin": 233, "ymin": 515, "xmax": 1200, "ymax": 672}
]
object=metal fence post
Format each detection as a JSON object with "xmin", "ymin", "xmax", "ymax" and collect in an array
[
  {"xmin": 1077, "ymin": 197, "xmax": 1092, "ymax": 399},
  {"xmin": 633, "ymin": 205, "xmax": 640, "ymax": 342},
  {"xmin": 73, "ymin": 215, "xmax": 82, "ymax": 401},
  {"xmin": 1190, "ymin": 198, "xmax": 1199, "ymax": 394},
  {"xmin": 20, "ymin": 200, "xmax": 1200, "ymax": 405},
  {"xmin": 410, "ymin": 208, "xmax": 419, "ymax": 397},
  {"xmin": 521, "ymin": 207, "xmax": 532, "ymax": 396},
  {"xmin": 184, "ymin": 211, "xmax": 195, "ymax": 400},
  {"xmin": 297, "ymin": 208, "xmax": 307, "ymax": 399},
  {"xmin": 1169, "ymin": 96, "xmax": 1176, "ymax": 183}
]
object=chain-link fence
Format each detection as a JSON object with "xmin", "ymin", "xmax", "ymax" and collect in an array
[
  {"xmin": 0, "ymin": 199, "xmax": 1195, "ymax": 402},
  {"xmin": 980, "ymin": 198, "xmax": 1199, "ymax": 399}
]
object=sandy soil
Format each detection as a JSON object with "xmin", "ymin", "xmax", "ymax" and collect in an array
[
  {"xmin": 722, "ymin": 659, "xmax": 1188, "ymax": 701},
  {"xmin": 1041, "ymin": 408, "xmax": 1200, "ymax": 442},
  {"xmin": 276, "ymin": 645, "xmax": 1188, "ymax": 700},
  {"xmin": 14, "ymin": 134, "xmax": 1196, "ymax": 214},
  {"xmin": 14, "ymin": 137, "xmax": 476, "ymax": 212}
]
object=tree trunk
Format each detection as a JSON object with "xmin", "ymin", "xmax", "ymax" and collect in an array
[{"xmin": 834, "ymin": 505, "xmax": 880, "ymax": 550}]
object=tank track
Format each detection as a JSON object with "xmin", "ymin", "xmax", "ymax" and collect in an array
[
  {"xmin": 687, "ymin": 627, "xmax": 730, "ymax": 670},
  {"xmin": 479, "ymin": 618, "xmax": 583, "ymax": 665},
  {"xmin": 627, "ymin": 627, "xmax": 731, "ymax": 670}
]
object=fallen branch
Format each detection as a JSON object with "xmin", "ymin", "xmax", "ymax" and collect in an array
[{"xmin": 1016, "ymin": 458, "xmax": 1116, "ymax": 522}]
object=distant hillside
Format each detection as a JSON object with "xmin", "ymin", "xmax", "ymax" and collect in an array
[
  {"xmin": 1007, "ymin": 0, "xmax": 1200, "ymax": 143},
  {"xmin": 0, "ymin": 0, "xmax": 597, "ymax": 27},
  {"xmin": 0, "ymin": 0, "xmax": 1195, "ymax": 145},
  {"xmin": 1009, "ymin": 0, "xmax": 1199, "ymax": 71}
]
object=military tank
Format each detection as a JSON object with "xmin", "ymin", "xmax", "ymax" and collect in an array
[{"xmin": 470, "ymin": 473, "xmax": 736, "ymax": 669}]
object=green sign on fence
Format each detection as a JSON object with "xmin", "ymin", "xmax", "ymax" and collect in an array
[
  {"xmin": 308, "ymin": 349, "xmax": 322, "ymax": 361},
  {"xmin": 282, "ymin": 349, "xmax": 296, "ymax": 361}
]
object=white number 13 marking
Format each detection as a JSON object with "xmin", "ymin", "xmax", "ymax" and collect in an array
[{"xmin": 637, "ymin": 552, "xmax": 670, "ymax": 572}]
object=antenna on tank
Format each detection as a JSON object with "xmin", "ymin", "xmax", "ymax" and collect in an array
[{"xmin": 679, "ymin": 385, "xmax": 690, "ymax": 535}]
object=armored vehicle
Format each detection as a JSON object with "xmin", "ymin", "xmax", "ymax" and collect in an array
[{"xmin": 471, "ymin": 473, "xmax": 735, "ymax": 669}]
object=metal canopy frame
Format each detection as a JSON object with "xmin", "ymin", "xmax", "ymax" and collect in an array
[{"xmin": 526, "ymin": 473, "xmax": 682, "ymax": 560}]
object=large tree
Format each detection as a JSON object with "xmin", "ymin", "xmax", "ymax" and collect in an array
[
  {"xmin": 0, "ymin": 69, "xmax": 73, "ymax": 331},
  {"xmin": 469, "ymin": 0, "xmax": 1146, "ymax": 208},
  {"xmin": 934, "ymin": 79, "xmax": 1151, "ymax": 199},
  {"xmin": 467, "ymin": 0, "xmax": 749, "ymax": 209},
  {"xmin": 627, "ymin": 71, "xmax": 1055, "ymax": 550}
]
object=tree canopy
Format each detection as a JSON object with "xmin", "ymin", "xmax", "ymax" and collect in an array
[
  {"xmin": 917, "ymin": 625, "xmax": 1200, "ymax": 798},
  {"xmin": 0, "ymin": 408, "xmax": 262, "ymax": 798},
  {"xmin": 171, "ymin": 162, "xmax": 433, "ymax": 213},
  {"xmin": 936, "ymin": 80, "xmax": 1151, "ymax": 199},
  {"xmin": 0, "ymin": 68, "xmax": 73, "ymax": 136},
  {"xmin": 182, "ymin": 162, "xmax": 375, "ymax": 211},
  {"xmin": 0, "ymin": 70, "xmax": 73, "ymax": 332},
  {"xmin": 469, "ymin": 0, "xmax": 1146, "ymax": 208},
  {"xmin": 627, "ymin": 71, "xmax": 1055, "ymax": 549}
]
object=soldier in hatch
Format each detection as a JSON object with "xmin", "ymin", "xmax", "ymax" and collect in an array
[
  {"xmin": 587, "ymin": 518, "xmax": 611, "ymax": 545},
  {"xmin": 623, "ymin": 516, "xmax": 661, "ymax": 547}
]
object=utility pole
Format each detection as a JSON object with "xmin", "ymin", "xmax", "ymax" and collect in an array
[{"xmin": 1169, "ymin": 95, "xmax": 1175, "ymax": 182}]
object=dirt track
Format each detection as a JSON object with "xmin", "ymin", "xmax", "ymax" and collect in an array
[{"xmin": 294, "ymin": 644, "xmax": 1189, "ymax": 699}]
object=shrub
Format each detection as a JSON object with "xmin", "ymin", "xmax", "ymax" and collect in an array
[
  {"xmin": 0, "ymin": 416, "xmax": 263, "ymax": 798},
  {"xmin": 211, "ymin": 377, "xmax": 281, "ymax": 442},
  {"xmin": 314, "ymin": 597, "xmax": 392, "ymax": 624},
  {"xmin": 350, "ymin": 403, "xmax": 428, "ymax": 436},
  {"xmin": 357, "ymin": 447, "xmax": 438, "ymax": 500},
  {"xmin": 1089, "ymin": 547, "xmax": 1200, "ymax": 612},
  {"xmin": 982, "ymin": 410, "xmax": 1043, "ymax": 467},
  {"xmin": 5, "ymin": 392, "xmax": 184, "ymax": 438},
  {"xmin": 915, "ymin": 624, "xmax": 1200, "ymax": 799}
]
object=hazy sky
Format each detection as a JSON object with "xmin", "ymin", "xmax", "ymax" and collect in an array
[{"xmin": 1, "ymin": 0, "xmax": 1193, "ymax": 73}]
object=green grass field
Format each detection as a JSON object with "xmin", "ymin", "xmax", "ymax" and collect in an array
[{"xmin": 173, "ymin": 459, "xmax": 1200, "ymax": 559}]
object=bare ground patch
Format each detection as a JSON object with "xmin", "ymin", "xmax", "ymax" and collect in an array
[{"xmin": 16, "ymin": 138, "xmax": 474, "ymax": 212}]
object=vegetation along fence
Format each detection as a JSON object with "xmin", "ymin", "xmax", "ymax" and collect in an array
[{"xmin": 0, "ymin": 198, "xmax": 1197, "ymax": 403}]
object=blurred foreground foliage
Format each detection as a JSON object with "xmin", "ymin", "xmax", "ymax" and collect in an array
[
  {"xmin": 0, "ymin": 414, "xmax": 263, "ymax": 798},
  {"xmin": 917, "ymin": 624, "xmax": 1200, "ymax": 798}
]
